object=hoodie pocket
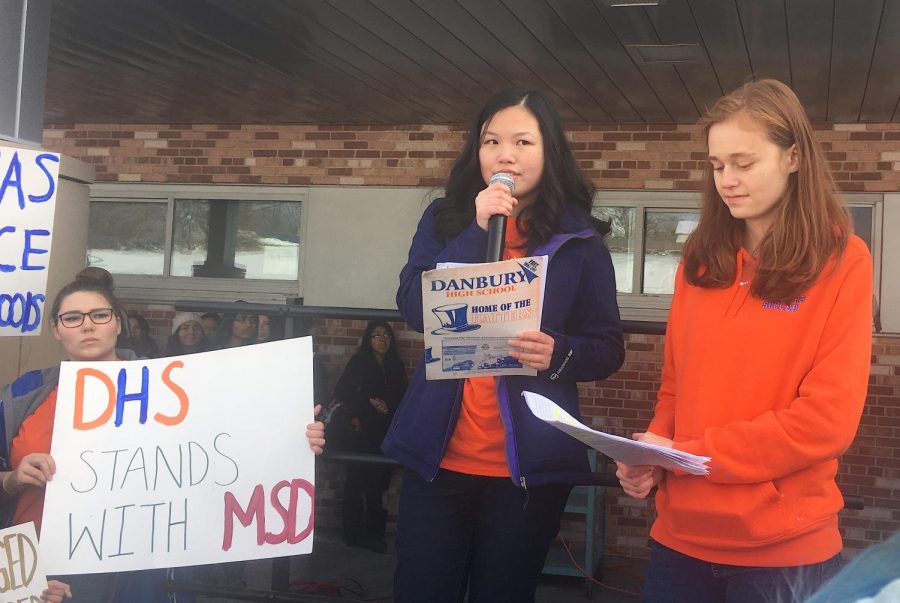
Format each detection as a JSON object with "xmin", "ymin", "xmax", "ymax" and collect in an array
[{"xmin": 661, "ymin": 477, "xmax": 788, "ymax": 546}]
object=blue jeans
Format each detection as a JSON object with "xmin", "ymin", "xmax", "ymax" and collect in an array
[
  {"xmin": 643, "ymin": 540, "xmax": 844, "ymax": 603},
  {"xmin": 393, "ymin": 468, "xmax": 572, "ymax": 603}
]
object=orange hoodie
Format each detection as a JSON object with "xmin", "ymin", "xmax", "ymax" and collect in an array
[{"xmin": 648, "ymin": 235, "xmax": 872, "ymax": 566}]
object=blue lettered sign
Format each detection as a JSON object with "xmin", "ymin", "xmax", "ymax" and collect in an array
[{"xmin": 0, "ymin": 145, "xmax": 60, "ymax": 336}]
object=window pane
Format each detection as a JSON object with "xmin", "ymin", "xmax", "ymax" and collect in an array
[
  {"xmin": 593, "ymin": 206, "xmax": 635, "ymax": 293},
  {"xmin": 171, "ymin": 200, "xmax": 210, "ymax": 277},
  {"xmin": 87, "ymin": 201, "xmax": 166, "ymax": 275},
  {"xmin": 849, "ymin": 206, "xmax": 873, "ymax": 252},
  {"xmin": 643, "ymin": 211, "xmax": 698, "ymax": 294},
  {"xmin": 171, "ymin": 200, "xmax": 301, "ymax": 280}
]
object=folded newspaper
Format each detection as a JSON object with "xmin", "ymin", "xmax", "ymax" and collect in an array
[
  {"xmin": 421, "ymin": 256, "xmax": 547, "ymax": 380},
  {"xmin": 523, "ymin": 391, "xmax": 710, "ymax": 475}
]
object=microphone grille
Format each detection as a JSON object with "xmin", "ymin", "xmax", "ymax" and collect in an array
[{"xmin": 490, "ymin": 172, "xmax": 515, "ymax": 194}]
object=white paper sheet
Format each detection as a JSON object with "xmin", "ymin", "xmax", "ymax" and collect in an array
[{"xmin": 523, "ymin": 391, "xmax": 710, "ymax": 475}]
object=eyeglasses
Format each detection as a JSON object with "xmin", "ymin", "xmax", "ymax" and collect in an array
[
  {"xmin": 57, "ymin": 308, "xmax": 115, "ymax": 328},
  {"xmin": 370, "ymin": 333, "xmax": 391, "ymax": 340}
]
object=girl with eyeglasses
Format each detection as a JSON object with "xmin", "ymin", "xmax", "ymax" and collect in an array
[
  {"xmin": 0, "ymin": 272, "xmax": 327, "ymax": 601},
  {"xmin": 330, "ymin": 320, "xmax": 407, "ymax": 553}
]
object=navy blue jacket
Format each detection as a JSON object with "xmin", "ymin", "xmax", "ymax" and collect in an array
[{"xmin": 382, "ymin": 199, "xmax": 624, "ymax": 488}]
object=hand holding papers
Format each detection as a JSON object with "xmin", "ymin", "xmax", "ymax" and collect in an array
[
  {"xmin": 523, "ymin": 391, "xmax": 710, "ymax": 475},
  {"xmin": 422, "ymin": 257, "xmax": 547, "ymax": 380}
]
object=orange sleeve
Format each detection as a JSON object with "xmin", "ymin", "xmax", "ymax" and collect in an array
[{"xmin": 675, "ymin": 246, "xmax": 873, "ymax": 483}]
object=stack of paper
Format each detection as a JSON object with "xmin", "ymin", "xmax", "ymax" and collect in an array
[{"xmin": 523, "ymin": 391, "xmax": 710, "ymax": 476}]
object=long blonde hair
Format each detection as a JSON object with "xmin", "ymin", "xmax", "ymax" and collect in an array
[{"xmin": 682, "ymin": 79, "xmax": 849, "ymax": 303}]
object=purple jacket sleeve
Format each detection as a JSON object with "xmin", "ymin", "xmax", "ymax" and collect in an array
[
  {"xmin": 396, "ymin": 201, "xmax": 488, "ymax": 333},
  {"xmin": 538, "ymin": 238, "xmax": 624, "ymax": 383}
]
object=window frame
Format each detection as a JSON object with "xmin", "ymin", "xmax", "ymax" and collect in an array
[
  {"xmin": 594, "ymin": 190, "xmax": 701, "ymax": 322},
  {"xmin": 89, "ymin": 183, "xmax": 308, "ymax": 304},
  {"xmin": 593, "ymin": 190, "xmax": 883, "ymax": 323},
  {"xmin": 845, "ymin": 193, "xmax": 883, "ymax": 309}
]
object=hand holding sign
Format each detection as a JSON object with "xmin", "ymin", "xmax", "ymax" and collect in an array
[
  {"xmin": 3, "ymin": 452, "xmax": 56, "ymax": 492},
  {"xmin": 307, "ymin": 404, "xmax": 326, "ymax": 454},
  {"xmin": 41, "ymin": 580, "xmax": 73, "ymax": 602}
]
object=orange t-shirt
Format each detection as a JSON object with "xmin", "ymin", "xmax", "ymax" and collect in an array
[
  {"xmin": 440, "ymin": 220, "xmax": 528, "ymax": 476},
  {"xmin": 10, "ymin": 388, "xmax": 57, "ymax": 534}
]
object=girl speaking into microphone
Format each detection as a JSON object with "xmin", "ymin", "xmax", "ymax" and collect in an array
[{"xmin": 383, "ymin": 89, "xmax": 624, "ymax": 602}]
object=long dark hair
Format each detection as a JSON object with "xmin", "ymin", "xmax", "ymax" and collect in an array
[
  {"xmin": 434, "ymin": 89, "xmax": 604, "ymax": 248},
  {"xmin": 215, "ymin": 305, "xmax": 258, "ymax": 348},
  {"xmin": 358, "ymin": 321, "xmax": 401, "ymax": 366},
  {"xmin": 683, "ymin": 79, "xmax": 849, "ymax": 303},
  {"xmin": 127, "ymin": 311, "xmax": 152, "ymax": 342}
]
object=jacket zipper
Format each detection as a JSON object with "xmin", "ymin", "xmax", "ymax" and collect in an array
[
  {"xmin": 496, "ymin": 376, "xmax": 523, "ymax": 488},
  {"xmin": 497, "ymin": 228, "xmax": 595, "ymax": 490}
]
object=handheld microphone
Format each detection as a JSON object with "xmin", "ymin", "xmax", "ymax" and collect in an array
[{"xmin": 485, "ymin": 172, "xmax": 515, "ymax": 262}]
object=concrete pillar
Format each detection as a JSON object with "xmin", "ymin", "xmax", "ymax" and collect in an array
[{"xmin": 0, "ymin": 142, "xmax": 94, "ymax": 388}]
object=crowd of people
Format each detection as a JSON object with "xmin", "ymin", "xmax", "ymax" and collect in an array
[
  {"xmin": 1, "ymin": 77, "xmax": 889, "ymax": 602},
  {"xmin": 113, "ymin": 308, "xmax": 285, "ymax": 358}
]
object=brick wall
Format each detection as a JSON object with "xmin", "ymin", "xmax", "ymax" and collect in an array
[
  {"xmin": 52, "ymin": 122, "xmax": 900, "ymax": 560},
  {"xmin": 43, "ymin": 122, "xmax": 900, "ymax": 192}
]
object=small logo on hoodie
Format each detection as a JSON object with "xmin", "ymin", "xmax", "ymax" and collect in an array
[{"xmin": 762, "ymin": 295, "xmax": 806, "ymax": 313}]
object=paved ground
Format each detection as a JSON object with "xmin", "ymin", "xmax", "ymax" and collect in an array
[{"xmin": 186, "ymin": 528, "xmax": 646, "ymax": 602}]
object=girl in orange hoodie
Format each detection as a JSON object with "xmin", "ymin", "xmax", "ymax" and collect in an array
[{"xmin": 616, "ymin": 79, "xmax": 873, "ymax": 602}]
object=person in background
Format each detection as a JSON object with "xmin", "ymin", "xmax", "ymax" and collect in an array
[
  {"xmin": 126, "ymin": 311, "xmax": 159, "ymax": 358},
  {"xmin": 258, "ymin": 315, "xmax": 271, "ymax": 342},
  {"xmin": 200, "ymin": 312, "xmax": 221, "ymax": 341},
  {"xmin": 164, "ymin": 312, "xmax": 209, "ymax": 356},
  {"xmin": 216, "ymin": 310, "xmax": 258, "ymax": 349},
  {"xmin": 615, "ymin": 80, "xmax": 873, "ymax": 603},
  {"xmin": 257, "ymin": 314, "xmax": 285, "ymax": 343},
  {"xmin": 331, "ymin": 321, "xmax": 407, "ymax": 553},
  {"xmin": 384, "ymin": 88, "xmax": 624, "ymax": 602}
]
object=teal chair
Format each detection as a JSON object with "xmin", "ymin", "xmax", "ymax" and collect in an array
[{"xmin": 542, "ymin": 449, "xmax": 606, "ymax": 599}]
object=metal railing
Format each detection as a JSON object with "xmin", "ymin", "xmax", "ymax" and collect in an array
[{"xmin": 173, "ymin": 299, "xmax": 666, "ymax": 338}]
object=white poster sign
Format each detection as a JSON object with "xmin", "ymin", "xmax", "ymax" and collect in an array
[
  {"xmin": 0, "ymin": 521, "xmax": 49, "ymax": 601},
  {"xmin": 40, "ymin": 338, "xmax": 316, "ymax": 574},
  {"xmin": 0, "ymin": 146, "xmax": 60, "ymax": 336}
]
